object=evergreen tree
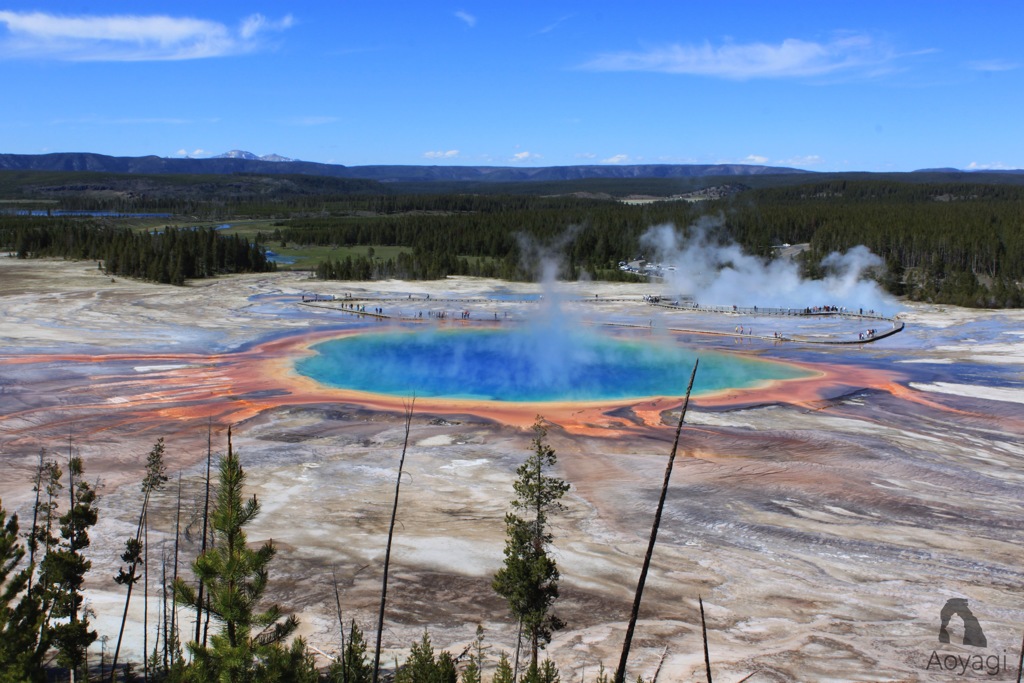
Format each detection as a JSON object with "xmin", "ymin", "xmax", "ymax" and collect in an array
[
  {"xmin": 436, "ymin": 651, "xmax": 458, "ymax": 683},
  {"xmin": 461, "ymin": 657, "xmax": 481, "ymax": 683},
  {"xmin": 173, "ymin": 432, "xmax": 300, "ymax": 682},
  {"xmin": 0, "ymin": 498, "xmax": 45, "ymax": 682},
  {"xmin": 394, "ymin": 631, "xmax": 456, "ymax": 683},
  {"xmin": 328, "ymin": 620, "xmax": 372, "ymax": 683},
  {"xmin": 492, "ymin": 419, "xmax": 569, "ymax": 671},
  {"xmin": 521, "ymin": 658, "xmax": 560, "ymax": 683},
  {"xmin": 882, "ymin": 256, "xmax": 906, "ymax": 296},
  {"xmin": 42, "ymin": 455, "xmax": 98, "ymax": 680},
  {"xmin": 16, "ymin": 455, "xmax": 64, "ymax": 681},
  {"xmin": 0, "ymin": 456, "xmax": 54, "ymax": 681},
  {"xmin": 460, "ymin": 625, "xmax": 488, "ymax": 683},
  {"xmin": 258, "ymin": 636, "xmax": 319, "ymax": 683},
  {"xmin": 491, "ymin": 653, "xmax": 515, "ymax": 683},
  {"xmin": 28, "ymin": 455, "xmax": 62, "ymax": 598}
]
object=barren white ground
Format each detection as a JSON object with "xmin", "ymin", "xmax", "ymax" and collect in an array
[{"xmin": 1, "ymin": 259, "xmax": 1022, "ymax": 682}]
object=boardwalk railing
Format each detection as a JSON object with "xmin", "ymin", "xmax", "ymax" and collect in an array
[
  {"xmin": 650, "ymin": 301, "xmax": 893, "ymax": 321},
  {"xmin": 299, "ymin": 293, "xmax": 903, "ymax": 343}
]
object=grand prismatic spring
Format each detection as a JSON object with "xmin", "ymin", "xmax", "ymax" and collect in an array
[
  {"xmin": 1, "ymin": 260, "xmax": 1022, "ymax": 681},
  {"xmin": 295, "ymin": 328, "xmax": 812, "ymax": 402}
]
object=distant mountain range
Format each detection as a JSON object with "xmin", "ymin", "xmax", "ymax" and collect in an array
[
  {"xmin": 912, "ymin": 166, "xmax": 1024, "ymax": 175},
  {"xmin": 212, "ymin": 150, "xmax": 294, "ymax": 163},
  {"xmin": 2, "ymin": 151, "xmax": 1021, "ymax": 185},
  {"xmin": 0, "ymin": 151, "xmax": 816, "ymax": 183}
]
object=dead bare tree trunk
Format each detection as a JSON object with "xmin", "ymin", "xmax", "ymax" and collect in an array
[
  {"xmin": 1015, "ymin": 627, "xmax": 1023, "ymax": 683},
  {"xmin": 513, "ymin": 619, "xmax": 523, "ymax": 681},
  {"xmin": 651, "ymin": 645, "xmax": 669, "ymax": 683},
  {"xmin": 371, "ymin": 399, "xmax": 415, "ymax": 683},
  {"xmin": 195, "ymin": 421, "xmax": 214, "ymax": 648},
  {"xmin": 161, "ymin": 551, "xmax": 168, "ymax": 673},
  {"xmin": 699, "ymin": 596, "xmax": 712, "ymax": 683},
  {"xmin": 27, "ymin": 448, "xmax": 45, "ymax": 599},
  {"xmin": 67, "ymin": 435, "xmax": 77, "ymax": 683},
  {"xmin": 614, "ymin": 360, "xmax": 698, "ymax": 683},
  {"xmin": 332, "ymin": 569, "xmax": 347, "ymax": 683},
  {"xmin": 143, "ymin": 503, "xmax": 149, "ymax": 683},
  {"xmin": 170, "ymin": 472, "xmax": 182, "ymax": 667},
  {"xmin": 109, "ymin": 489, "xmax": 153, "ymax": 681}
]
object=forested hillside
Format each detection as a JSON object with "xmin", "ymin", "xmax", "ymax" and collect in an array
[
  {"xmin": 2, "ymin": 172, "xmax": 1022, "ymax": 307},
  {"xmin": 730, "ymin": 181, "xmax": 1024, "ymax": 307},
  {"xmin": 281, "ymin": 182, "xmax": 1024, "ymax": 307}
]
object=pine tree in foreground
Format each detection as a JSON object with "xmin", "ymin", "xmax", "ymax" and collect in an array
[
  {"xmin": 393, "ymin": 630, "xmax": 456, "ymax": 683},
  {"xmin": 327, "ymin": 620, "xmax": 372, "ymax": 683},
  {"xmin": 1, "ymin": 498, "xmax": 45, "ymax": 681},
  {"xmin": 492, "ymin": 418, "xmax": 569, "ymax": 672},
  {"xmin": 20, "ymin": 455, "xmax": 64, "ymax": 679},
  {"xmin": 491, "ymin": 653, "xmax": 515, "ymax": 683},
  {"xmin": 460, "ymin": 625, "xmax": 488, "ymax": 683},
  {"xmin": 173, "ymin": 431, "xmax": 312, "ymax": 682},
  {"xmin": 521, "ymin": 658, "xmax": 561, "ymax": 683},
  {"xmin": 44, "ymin": 454, "xmax": 99, "ymax": 681}
]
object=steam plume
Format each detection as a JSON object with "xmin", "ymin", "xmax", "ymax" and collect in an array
[{"xmin": 639, "ymin": 217, "xmax": 896, "ymax": 314}]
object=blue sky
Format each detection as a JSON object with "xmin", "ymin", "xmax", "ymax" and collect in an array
[{"xmin": 0, "ymin": 2, "xmax": 1021, "ymax": 171}]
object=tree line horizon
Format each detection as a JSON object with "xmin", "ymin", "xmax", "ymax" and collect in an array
[{"xmin": 1, "ymin": 176, "xmax": 1022, "ymax": 306}]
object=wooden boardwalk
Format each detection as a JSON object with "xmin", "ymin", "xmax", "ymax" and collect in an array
[{"xmin": 298, "ymin": 295, "xmax": 905, "ymax": 345}]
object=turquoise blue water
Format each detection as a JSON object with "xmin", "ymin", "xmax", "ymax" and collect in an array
[{"xmin": 296, "ymin": 328, "xmax": 809, "ymax": 402}]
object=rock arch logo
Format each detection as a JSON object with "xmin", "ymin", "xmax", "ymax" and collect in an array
[
  {"xmin": 924, "ymin": 598, "xmax": 1013, "ymax": 677},
  {"xmin": 938, "ymin": 598, "xmax": 987, "ymax": 648}
]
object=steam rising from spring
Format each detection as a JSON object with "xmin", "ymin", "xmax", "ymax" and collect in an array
[
  {"xmin": 296, "ymin": 224, "xmax": 851, "ymax": 401},
  {"xmin": 640, "ymin": 217, "xmax": 897, "ymax": 314},
  {"xmin": 515, "ymin": 227, "xmax": 587, "ymax": 385}
]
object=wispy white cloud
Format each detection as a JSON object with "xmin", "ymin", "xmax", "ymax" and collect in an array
[
  {"xmin": 0, "ymin": 10, "xmax": 293, "ymax": 61},
  {"xmin": 966, "ymin": 161, "xmax": 1015, "ymax": 170},
  {"xmin": 575, "ymin": 152, "xmax": 597, "ymax": 160},
  {"xmin": 743, "ymin": 154, "xmax": 768, "ymax": 164},
  {"xmin": 966, "ymin": 59, "xmax": 1019, "ymax": 72},
  {"xmin": 600, "ymin": 154, "xmax": 631, "ymax": 164},
  {"xmin": 511, "ymin": 151, "xmax": 541, "ymax": 162},
  {"xmin": 175, "ymin": 148, "xmax": 207, "ymax": 157},
  {"xmin": 581, "ymin": 34, "xmax": 901, "ymax": 80},
  {"xmin": 535, "ymin": 15, "xmax": 573, "ymax": 36},
  {"xmin": 424, "ymin": 149, "xmax": 460, "ymax": 159},
  {"xmin": 240, "ymin": 14, "xmax": 293, "ymax": 40},
  {"xmin": 777, "ymin": 154, "xmax": 823, "ymax": 167},
  {"xmin": 454, "ymin": 11, "xmax": 476, "ymax": 28}
]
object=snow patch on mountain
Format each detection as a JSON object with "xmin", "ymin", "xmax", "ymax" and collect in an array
[{"xmin": 213, "ymin": 150, "xmax": 294, "ymax": 162}]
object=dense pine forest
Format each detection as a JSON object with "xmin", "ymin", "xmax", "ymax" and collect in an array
[
  {"xmin": 0, "ymin": 218, "xmax": 275, "ymax": 284},
  {"xmin": 1, "ymin": 170, "xmax": 1023, "ymax": 306},
  {"xmin": 244, "ymin": 182, "xmax": 1024, "ymax": 307}
]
